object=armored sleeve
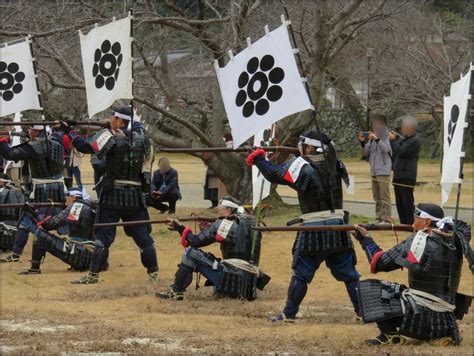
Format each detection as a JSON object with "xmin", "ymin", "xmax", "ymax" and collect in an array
[
  {"xmin": 253, "ymin": 155, "xmax": 316, "ymax": 193},
  {"xmin": 69, "ymin": 129, "xmax": 115, "ymax": 156},
  {"xmin": 181, "ymin": 220, "xmax": 221, "ymax": 248},
  {"xmin": 0, "ymin": 142, "xmax": 35, "ymax": 161},
  {"xmin": 357, "ymin": 234, "xmax": 413, "ymax": 273},
  {"xmin": 68, "ymin": 131, "xmax": 95, "ymax": 154},
  {"xmin": 253, "ymin": 155, "xmax": 291, "ymax": 186},
  {"xmin": 41, "ymin": 206, "xmax": 71, "ymax": 231}
]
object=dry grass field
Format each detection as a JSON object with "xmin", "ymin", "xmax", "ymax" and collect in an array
[{"xmin": 1, "ymin": 155, "xmax": 473, "ymax": 354}]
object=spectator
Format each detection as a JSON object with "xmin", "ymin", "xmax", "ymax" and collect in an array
[
  {"xmin": 389, "ymin": 115, "xmax": 421, "ymax": 224},
  {"xmin": 203, "ymin": 133, "xmax": 232, "ymax": 208},
  {"xmin": 358, "ymin": 114, "xmax": 392, "ymax": 222},
  {"xmin": 148, "ymin": 157, "xmax": 181, "ymax": 214},
  {"xmin": 67, "ymin": 147, "xmax": 84, "ymax": 191}
]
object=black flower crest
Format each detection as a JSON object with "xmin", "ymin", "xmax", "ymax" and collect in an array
[
  {"xmin": 93, "ymin": 40, "xmax": 123, "ymax": 90},
  {"xmin": 0, "ymin": 61, "xmax": 25, "ymax": 102},
  {"xmin": 235, "ymin": 54, "xmax": 285, "ymax": 118}
]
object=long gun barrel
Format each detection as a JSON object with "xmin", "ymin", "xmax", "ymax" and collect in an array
[
  {"xmin": 158, "ymin": 146, "xmax": 299, "ymax": 154},
  {"xmin": 0, "ymin": 202, "xmax": 66, "ymax": 209},
  {"xmin": 0, "ymin": 131, "xmax": 28, "ymax": 137},
  {"xmin": 0, "ymin": 121, "xmax": 107, "ymax": 127},
  {"xmin": 253, "ymin": 224, "xmax": 413, "ymax": 232},
  {"xmin": 94, "ymin": 216, "xmax": 216, "ymax": 228}
]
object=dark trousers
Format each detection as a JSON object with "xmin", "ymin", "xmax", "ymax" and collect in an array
[
  {"xmin": 146, "ymin": 190, "xmax": 180, "ymax": 212},
  {"xmin": 377, "ymin": 316, "xmax": 403, "ymax": 334},
  {"xmin": 67, "ymin": 166, "xmax": 83, "ymax": 190},
  {"xmin": 393, "ymin": 179, "xmax": 415, "ymax": 224},
  {"xmin": 283, "ymin": 249, "xmax": 360, "ymax": 318},
  {"xmin": 172, "ymin": 248, "xmax": 223, "ymax": 293},
  {"xmin": 90, "ymin": 207, "xmax": 158, "ymax": 273},
  {"xmin": 12, "ymin": 208, "xmax": 64, "ymax": 255}
]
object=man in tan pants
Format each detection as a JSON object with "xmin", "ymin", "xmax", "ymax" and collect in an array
[
  {"xmin": 371, "ymin": 175, "xmax": 391, "ymax": 221},
  {"xmin": 359, "ymin": 114, "xmax": 392, "ymax": 222}
]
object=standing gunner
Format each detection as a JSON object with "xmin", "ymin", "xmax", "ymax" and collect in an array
[
  {"xmin": 247, "ymin": 129, "xmax": 360, "ymax": 322},
  {"xmin": 0, "ymin": 124, "xmax": 66, "ymax": 263},
  {"xmin": 353, "ymin": 203, "xmax": 472, "ymax": 346},
  {"xmin": 60, "ymin": 105, "xmax": 158, "ymax": 284}
]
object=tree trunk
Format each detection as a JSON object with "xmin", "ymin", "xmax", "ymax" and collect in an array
[{"xmin": 202, "ymin": 153, "xmax": 253, "ymax": 203}]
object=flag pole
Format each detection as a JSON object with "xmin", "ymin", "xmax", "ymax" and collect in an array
[
  {"xmin": 129, "ymin": 9, "xmax": 134, "ymax": 177},
  {"xmin": 282, "ymin": 8, "xmax": 336, "ymax": 213},
  {"xmin": 453, "ymin": 65, "xmax": 473, "ymax": 223},
  {"xmin": 28, "ymin": 35, "xmax": 43, "ymax": 115}
]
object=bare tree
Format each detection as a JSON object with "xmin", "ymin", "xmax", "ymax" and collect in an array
[{"xmin": 0, "ymin": 0, "xmax": 413, "ymax": 201}]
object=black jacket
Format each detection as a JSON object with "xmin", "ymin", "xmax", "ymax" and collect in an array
[
  {"xmin": 151, "ymin": 167, "xmax": 181, "ymax": 198},
  {"xmin": 391, "ymin": 133, "xmax": 421, "ymax": 183}
]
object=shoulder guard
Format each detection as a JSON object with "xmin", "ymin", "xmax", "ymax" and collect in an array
[
  {"xmin": 282, "ymin": 156, "xmax": 310, "ymax": 184},
  {"xmin": 90, "ymin": 129, "xmax": 115, "ymax": 156},
  {"xmin": 215, "ymin": 218, "xmax": 236, "ymax": 241},
  {"xmin": 66, "ymin": 202, "xmax": 84, "ymax": 222}
]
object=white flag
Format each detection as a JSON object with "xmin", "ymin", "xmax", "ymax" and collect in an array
[
  {"xmin": 0, "ymin": 39, "xmax": 41, "ymax": 117},
  {"xmin": 440, "ymin": 64, "xmax": 472, "ymax": 206},
  {"xmin": 252, "ymin": 127, "xmax": 274, "ymax": 208},
  {"xmin": 345, "ymin": 174, "xmax": 355, "ymax": 196},
  {"xmin": 80, "ymin": 14, "xmax": 132, "ymax": 118},
  {"xmin": 214, "ymin": 24, "xmax": 313, "ymax": 148}
]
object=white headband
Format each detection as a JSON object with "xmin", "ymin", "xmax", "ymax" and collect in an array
[
  {"xmin": 436, "ymin": 217, "xmax": 454, "ymax": 229},
  {"xmin": 219, "ymin": 199, "xmax": 245, "ymax": 214},
  {"xmin": 415, "ymin": 208, "xmax": 441, "ymax": 222},
  {"xmin": 415, "ymin": 208, "xmax": 454, "ymax": 229},
  {"xmin": 113, "ymin": 112, "xmax": 132, "ymax": 121},
  {"xmin": 31, "ymin": 125, "xmax": 45, "ymax": 130},
  {"xmin": 299, "ymin": 136, "xmax": 323, "ymax": 148},
  {"xmin": 67, "ymin": 189, "xmax": 83, "ymax": 197}
]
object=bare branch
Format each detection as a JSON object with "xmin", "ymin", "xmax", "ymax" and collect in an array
[
  {"xmin": 134, "ymin": 96, "xmax": 212, "ymax": 147},
  {"xmin": 328, "ymin": 0, "xmax": 364, "ymax": 28},
  {"xmin": 0, "ymin": 18, "xmax": 100, "ymax": 38},
  {"xmin": 139, "ymin": 15, "xmax": 230, "ymax": 26},
  {"xmin": 204, "ymin": 0, "xmax": 223, "ymax": 18},
  {"xmin": 39, "ymin": 68, "xmax": 84, "ymax": 90},
  {"xmin": 35, "ymin": 42, "xmax": 83, "ymax": 84}
]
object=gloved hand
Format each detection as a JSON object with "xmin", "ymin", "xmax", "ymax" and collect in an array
[
  {"xmin": 57, "ymin": 120, "xmax": 73, "ymax": 134},
  {"xmin": 167, "ymin": 218, "xmax": 184, "ymax": 232},
  {"xmin": 246, "ymin": 148, "xmax": 266, "ymax": 166},
  {"xmin": 37, "ymin": 216, "xmax": 53, "ymax": 231},
  {"xmin": 351, "ymin": 224, "xmax": 368, "ymax": 242}
]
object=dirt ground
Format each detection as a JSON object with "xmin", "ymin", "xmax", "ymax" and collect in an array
[{"xmin": 1, "ymin": 157, "xmax": 473, "ymax": 354}]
